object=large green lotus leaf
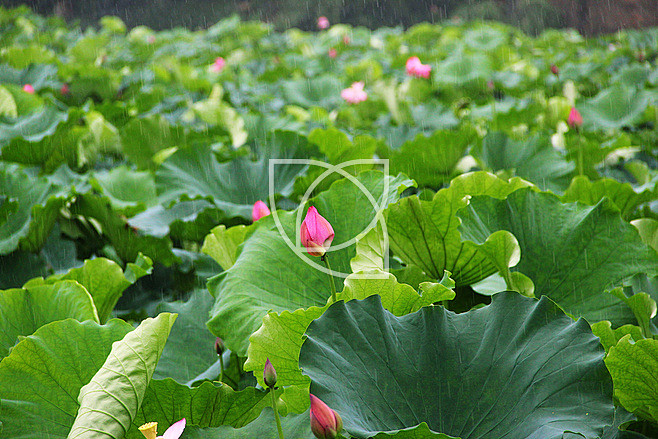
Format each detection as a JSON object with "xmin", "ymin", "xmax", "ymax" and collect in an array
[
  {"xmin": 0, "ymin": 318, "xmax": 133, "ymax": 439},
  {"xmin": 0, "ymin": 163, "xmax": 68, "ymax": 254},
  {"xmin": 606, "ymin": 335, "xmax": 658, "ymax": 423},
  {"xmin": 386, "ymin": 126, "xmax": 479, "ymax": 187},
  {"xmin": 0, "ymin": 280, "xmax": 98, "ymax": 359},
  {"xmin": 156, "ymin": 131, "xmax": 314, "ymax": 220},
  {"xmin": 208, "ymin": 171, "xmax": 414, "ymax": 356},
  {"xmin": 578, "ymin": 85, "xmax": 650, "ymax": 130},
  {"xmin": 0, "ymin": 105, "xmax": 67, "ymax": 147},
  {"xmin": 184, "ymin": 408, "xmax": 314, "ymax": 439},
  {"xmin": 70, "ymin": 193, "xmax": 178, "ymax": 266},
  {"xmin": 435, "ymin": 52, "xmax": 492, "ymax": 86},
  {"xmin": 458, "ymin": 189, "xmax": 658, "ymax": 325},
  {"xmin": 478, "ymin": 132, "xmax": 574, "ymax": 193},
  {"xmin": 120, "ymin": 115, "xmax": 186, "ymax": 170},
  {"xmin": 190, "ymin": 84, "xmax": 247, "ymax": 148},
  {"xmin": 28, "ymin": 255, "xmax": 153, "ymax": 323},
  {"xmin": 128, "ymin": 198, "xmax": 225, "ymax": 242},
  {"xmin": 68, "ymin": 313, "xmax": 177, "ymax": 439},
  {"xmin": 0, "ymin": 85, "xmax": 17, "ymax": 117},
  {"xmin": 244, "ymin": 270, "xmax": 454, "ymax": 396},
  {"xmin": 386, "ymin": 172, "xmax": 532, "ymax": 286},
  {"xmin": 300, "ymin": 293, "xmax": 614, "ymax": 439},
  {"xmin": 128, "ymin": 380, "xmax": 272, "ymax": 437},
  {"xmin": 282, "ymin": 75, "xmax": 343, "ymax": 108},
  {"xmin": 91, "ymin": 166, "xmax": 158, "ymax": 216},
  {"xmin": 463, "ymin": 26, "xmax": 507, "ymax": 51},
  {"xmin": 201, "ymin": 224, "xmax": 251, "ymax": 270},
  {"xmin": 632, "ymin": 219, "xmax": 658, "ymax": 253},
  {"xmin": 152, "ymin": 290, "xmax": 218, "ymax": 384}
]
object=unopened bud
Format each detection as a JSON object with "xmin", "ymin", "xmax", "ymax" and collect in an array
[
  {"xmin": 264, "ymin": 358, "xmax": 277, "ymax": 388},
  {"xmin": 214, "ymin": 337, "xmax": 225, "ymax": 356}
]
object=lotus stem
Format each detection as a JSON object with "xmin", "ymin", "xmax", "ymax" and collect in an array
[{"xmin": 322, "ymin": 255, "xmax": 338, "ymax": 303}]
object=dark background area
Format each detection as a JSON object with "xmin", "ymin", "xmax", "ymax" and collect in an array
[{"xmin": 1, "ymin": 0, "xmax": 657, "ymax": 35}]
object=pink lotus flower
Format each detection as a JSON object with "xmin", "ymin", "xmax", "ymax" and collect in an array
[
  {"xmin": 60, "ymin": 83, "xmax": 70, "ymax": 95},
  {"xmin": 300, "ymin": 206, "xmax": 334, "ymax": 257},
  {"xmin": 550, "ymin": 64, "xmax": 559, "ymax": 76},
  {"xmin": 328, "ymin": 48, "xmax": 337, "ymax": 59},
  {"xmin": 567, "ymin": 107, "xmax": 583, "ymax": 129},
  {"xmin": 146, "ymin": 35, "xmax": 156, "ymax": 44},
  {"xmin": 211, "ymin": 57, "xmax": 225, "ymax": 72},
  {"xmin": 405, "ymin": 56, "xmax": 431, "ymax": 79},
  {"xmin": 252, "ymin": 200, "xmax": 271, "ymax": 222},
  {"xmin": 263, "ymin": 358, "xmax": 277, "ymax": 388},
  {"xmin": 22, "ymin": 84, "xmax": 34, "ymax": 94},
  {"xmin": 317, "ymin": 16, "xmax": 330, "ymax": 30},
  {"xmin": 341, "ymin": 81, "xmax": 367, "ymax": 104},
  {"xmin": 342, "ymin": 35, "xmax": 350, "ymax": 45},
  {"xmin": 138, "ymin": 418, "xmax": 185, "ymax": 439},
  {"xmin": 310, "ymin": 394, "xmax": 343, "ymax": 439}
]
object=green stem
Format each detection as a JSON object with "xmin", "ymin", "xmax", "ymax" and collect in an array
[
  {"xmin": 577, "ymin": 131, "xmax": 584, "ymax": 176},
  {"xmin": 322, "ymin": 255, "xmax": 338, "ymax": 303},
  {"xmin": 218, "ymin": 353, "xmax": 225, "ymax": 384},
  {"xmin": 271, "ymin": 389, "xmax": 285, "ymax": 439}
]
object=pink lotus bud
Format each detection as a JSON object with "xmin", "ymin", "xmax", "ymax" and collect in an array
[
  {"xmin": 567, "ymin": 107, "xmax": 583, "ymax": 129},
  {"xmin": 300, "ymin": 206, "xmax": 334, "ymax": 257},
  {"xmin": 211, "ymin": 57, "xmax": 225, "ymax": 72},
  {"xmin": 60, "ymin": 83, "xmax": 70, "ymax": 95},
  {"xmin": 550, "ymin": 64, "xmax": 559, "ymax": 76},
  {"xmin": 310, "ymin": 394, "xmax": 343, "ymax": 439},
  {"xmin": 263, "ymin": 358, "xmax": 277, "ymax": 388},
  {"xmin": 328, "ymin": 48, "xmax": 337, "ymax": 59},
  {"xmin": 317, "ymin": 16, "xmax": 330, "ymax": 30},
  {"xmin": 342, "ymin": 35, "xmax": 350, "ymax": 45},
  {"xmin": 405, "ymin": 56, "xmax": 432, "ymax": 79},
  {"xmin": 340, "ymin": 81, "xmax": 367, "ymax": 104},
  {"xmin": 22, "ymin": 84, "xmax": 34, "ymax": 94},
  {"xmin": 214, "ymin": 337, "xmax": 225, "ymax": 356},
  {"xmin": 252, "ymin": 200, "xmax": 271, "ymax": 222}
]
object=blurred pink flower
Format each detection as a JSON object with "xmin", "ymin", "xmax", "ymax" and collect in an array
[
  {"xmin": 211, "ymin": 57, "xmax": 225, "ymax": 72},
  {"xmin": 405, "ymin": 56, "xmax": 431, "ymax": 79},
  {"xmin": 317, "ymin": 16, "xmax": 330, "ymax": 30},
  {"xmin": 60, "ymin": 83, "xmax": 70, "ymax": 95},
  {"xmin": 22, "ymin": 84, "xmax": 35, "ymax": 94},
  {"xmin": 341, "ymin": 81, "xmax": 367, "ymax": 104},
  {"xmin": 252, "ymin": 200, "xmax": 271, "ymax": 222},
  {"xmin": 342, "ymin": 35, "xmax": 350, "ymax": 45},
  {"xmin": 328, "ymin": 48, "xmax": 337, "ymax": 58},
  {"xmin": 567, "ymin": 107, "xmax": 583, "ymax": 129}
]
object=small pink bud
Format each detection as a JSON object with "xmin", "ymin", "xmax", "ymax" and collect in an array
[
  {"xmin": 22, "ymin": 84, "xmax": 34, "ymax": 94},
  {"xmin": 161, "ymin": 418, "xmax": 186, "ymax": 439},
  {"xmin": 550, "ymin": 64, "xmax": 559, "ymax": 76},
  {"xmin": 263, "ymin": 358, "xmax": 277, "ymax": 388},
  {"xmin": 214, "ymin": 337, "xmax": 225, "ymax": 356},
  {"xmin": 252, "ymin": 200, "xmax": 271, "ymax": 222},
  {"xmin": 487, "ymin": 80, "xmax": 495, "ymax": 91},
  {"xmin": 310, "ymin": 394, "xmax": 343, "ymax": 439},
  {"xmin": 146, "ymin": 35, "xmax": 156, "ymax": 44},
  {"xmin": 211, "ymin": 57, "xmax": 225, "ymax": 72},
  {"xmin": 317, "ymin": 16, "xmax": 330, "ymax": 30},
  {"xmin": 340, "ymin": 81, "xmax": 367, "ymax": 104},
  {"xmin": 342, "ymin": 35, "xmax": 350, "ymax": 45},
  {"xmin": 405, "ymin": 56, "xmax": 431, "ymax": 79},
  {"xmin": 328, "ymin": 48, "xmax": 337, "ymax": 59},
  {"xmin": 567, "ymin": 107, "xmax": 583, "ymax": 129},
  {"xmin": 60, "ymin": 83, "xmax": 70, "ymax": 95},
  {"xmin": 300, "ymin": 206, "xmax": 335, "ymax": 257}
]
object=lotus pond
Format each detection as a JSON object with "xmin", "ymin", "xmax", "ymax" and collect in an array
[{"xmin": 0, "ymin": 6, "xmax": 657, "ymax": 439}]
